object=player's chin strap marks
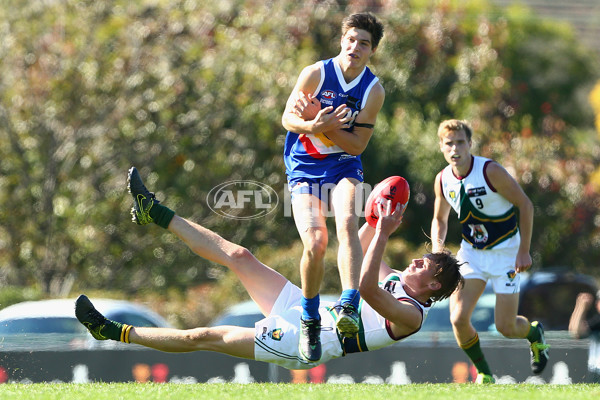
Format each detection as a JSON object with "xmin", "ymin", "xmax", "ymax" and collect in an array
[
  {"xmin": 120, "ymin": 324, "xmax": 133, "ymax": 343},
  {"xmin": 353, "ymin": 122, "xmax": 374, "ymax": 129}
]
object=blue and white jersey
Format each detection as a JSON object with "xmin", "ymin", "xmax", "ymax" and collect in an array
[
  {"xmin": 284, "ymin": 57, "xmax": 379, "ymax": 180},
  {"xmin": 439, "ymin": 156, "xmax": 519, "ymax": 250}
]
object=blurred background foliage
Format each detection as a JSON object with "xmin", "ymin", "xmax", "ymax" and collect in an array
[{"xmin": 1, "ymin": 0, "xmax": 599, "ymax": 327}]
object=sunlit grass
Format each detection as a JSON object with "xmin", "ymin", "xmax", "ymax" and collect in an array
[{"xmin": 0, "ymin": 383, "xmax": 599, "ymax": 400}]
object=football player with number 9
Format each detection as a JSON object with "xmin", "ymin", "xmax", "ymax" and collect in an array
[{"xmin": 431, "ymin": 119, "xmax": 547, "ymax": 384}]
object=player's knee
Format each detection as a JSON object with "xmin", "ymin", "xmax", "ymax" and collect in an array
[
  {"xmin": 335, "ymin": 214, "xmax": 359, "ymax": 237},
  {"xmin": 305, "ymin": 244, "xmax": 327, "ymax": 261},
  {"xmin": 450, "ymin": 309, "xmax": 470, "ymax": 328},
  {"xmin": 303, "ymin": 236, "xmax": 328, "ymax": 260},
  {"xmin": 336, "ymin": 226, "xmax": 359, "ymax": 245},
  {"xmin": 495, "ymin": 321, "xmax": 518, "ymax": 338},
  {"xmin": 184, "ymin": 328, "xmax": 212, "ymax": 349}
]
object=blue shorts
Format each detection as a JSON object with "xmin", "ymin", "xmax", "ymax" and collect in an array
[{"xmin": 287, "ymin": 169, "xmax": 363, "ymax": 201}]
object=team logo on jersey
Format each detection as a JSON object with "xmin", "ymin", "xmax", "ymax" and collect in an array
[
  {"xmin": 321, "ymin": 90, "xmax": 336, "ymax": 100},
  {"xmin": 383, "ymin": 279, "xmax": 398, "ymax": 294},
  {"xmin": 346, "ymin": 96, "xmax": 360, "ymax": 109},
  {"xmin": 467, "ymin": 187, "xmax": 487, "ymax": 197},
  {"xmin": 449, "ymin": 190, "xmax": 457, "ymax": 201},
  {"xmin": 337, "ymin": 154, "xmax": 357, "ymax": 161},
  {"xmin": 505, "ymin": 270, "xmax": 517, "ymax": 287},
  {"xmin": 268, "ymin": 328, "xmax": 284, "ymax": 341},
  {"xmin": 468, "ymin": 223, "xmax": 489, "ymax": 243}
]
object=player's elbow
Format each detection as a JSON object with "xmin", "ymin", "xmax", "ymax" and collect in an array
[
  {"xmin": 406, "ymin": 318, "xmax": 422, "ymax": 333},
  {"xmin": 521, "ymin": 197, "xmax": 534, "ymax": 215},
  {"xmin": 358, "ymin": 280, "xmax": 378, "ymax": 299},
  {"xmin": 281, "ymin": 114, "xmax": 292, "ymax": 131},
  {"xmin": 344, "ymin": 142, "xmax": 367, "ymax": 156},
  {"xmin": 346, "ymin": 147, "xmax": 363, "ymax": 156}
]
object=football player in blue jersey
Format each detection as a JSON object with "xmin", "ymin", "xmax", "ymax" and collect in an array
[
  {"xmin": 281, "ymin": 12, "xmax": 385, "ymax": 362},
  {"xmin": 75, "ymin": 167, "xmax": 463, "ymax": 371},
  {"xmin": 430, "ymin": 119, "xmax": 548, "ymax": 383}
]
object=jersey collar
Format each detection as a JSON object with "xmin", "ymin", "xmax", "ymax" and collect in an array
[{"xmin": 333, "ymin": 57, "xmax": 366, "ymax": 92}]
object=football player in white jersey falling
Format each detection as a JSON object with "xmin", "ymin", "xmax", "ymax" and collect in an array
[
  {"xmin": 281, "ymin": 13, "xmax": 385, "ymax": 362},
  {"xmin": 430, "ymin": 119, "xmax": 549, "ymax": 383},
  {"xmin": 75, "ymin": 167, "xmax": 464, "ymax": 371}
]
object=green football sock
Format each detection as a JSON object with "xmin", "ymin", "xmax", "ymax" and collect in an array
[
  {"xmin": 149, "ymin": 203, "xmax": 175, "ymax": 229},
  {"xmin": 461, "ymin": 333, "xmax": 492, "ymax": 376},
  {"xmin": 99, "ymin": 319, "xmax": 126, "ymax": 341},
  {"xmin": 526, "ymin": 323, "xmax": 541, "ymax": 343}
]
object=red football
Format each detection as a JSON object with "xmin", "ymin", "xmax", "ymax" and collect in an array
[{"xmin": 365, "ymin": 176, "xmax": 410, "ymax": 227}]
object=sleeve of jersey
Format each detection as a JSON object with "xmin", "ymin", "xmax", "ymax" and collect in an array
[
  {"xmin": 385, "ymin": 297, "xmax": 424, "ymax": 341},
  {"xmin": 482, "ymin": 160, "xmax": 497, "ymax": 192}
]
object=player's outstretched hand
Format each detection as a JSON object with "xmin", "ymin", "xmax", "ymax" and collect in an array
[
  {"xmin": 376, "ymin": 199, "xmax": 405, "ymax": 236},
  {"xmin": 575, "ymin": 292, "xmax": 595, "ymax": 309}
]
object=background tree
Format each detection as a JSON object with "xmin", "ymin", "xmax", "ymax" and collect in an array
[{"xmin": 1, "ymin": 0, "xmax": 598, "ymax": 327}]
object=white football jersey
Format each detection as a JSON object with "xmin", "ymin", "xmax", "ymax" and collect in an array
[{"xmin": 439, "ymin": 156, "xmax": 519, "ymax": 249}]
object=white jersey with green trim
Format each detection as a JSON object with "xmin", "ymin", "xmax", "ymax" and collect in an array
[
  {"xmin": 440, "ymin": 155, "xmax": 519, "ymax": 250},
  {"xmin": 254, "ymin": 274, "xmax": 431, "ymax": 370},
  {"xmin": 356, "ymin": 271, "xmax": 432, "ymax": 352}
]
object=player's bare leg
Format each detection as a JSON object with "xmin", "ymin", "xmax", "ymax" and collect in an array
[
  {"xmin": 494, "ymin": 293, "xmax": 528, "ymax": 338},
  {"xmin": 75, "ymin": 295, "xmax": 256, "ymax": 359},
  {"xmin": 166, "ymin": 215, "xmax": 287, "ymax": 316},
  {"xmin": 331, "ymin": 178, "xmax": 362, "ymax": 337},
  {"xmin": 129, "ymin": 325, "xmax": 256, "ymax": 359},
  {"xmin": 292, "ymin": 193, "xmax": 328, "ymax": 362},
  {"xmin": 127, "ymin": 166, "xmax": 288, "ymax": 315},
  {"xmin": 495, "ymin": 293, "xmax": 549, "ymax": 374}
]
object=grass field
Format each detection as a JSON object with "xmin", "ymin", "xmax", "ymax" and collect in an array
[{"xmin": 0, "ymin": 383, "xmax": 599, "ymax": 400}]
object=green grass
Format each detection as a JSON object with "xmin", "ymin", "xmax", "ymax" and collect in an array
[{"xmin": 0, "ymin": 383, "xmax": 599, "ymax": 400}]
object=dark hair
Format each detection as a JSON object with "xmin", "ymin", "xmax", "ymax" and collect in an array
[
  {"xmin": 341, "ymin": 13, "xmax": 384, "ymax": 49},
  {"xmin": 427, "ymin": 250, "xmax": 464, "ymax": 302}
]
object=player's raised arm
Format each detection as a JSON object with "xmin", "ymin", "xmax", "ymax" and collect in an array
[
  {"xmin": 359, "ymin": 201, "xmax": 423, "ymax": 335},
  {"xmin": 358, "ymin": 221, "xmax": 394, "ymax": 281}
]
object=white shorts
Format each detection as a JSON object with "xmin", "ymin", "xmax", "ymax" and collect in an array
[
  {"xmin": 253, "ymin": 282, "xmax": 343, "ymax": 369},
  {"xmin": 457, "ymin": 236, "xmax": 521, "ymax": 294}
]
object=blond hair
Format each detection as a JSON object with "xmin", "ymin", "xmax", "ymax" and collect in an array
[{"xmin": 437, "ymin": 119, "xmax": 473, "ymax": 141}]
